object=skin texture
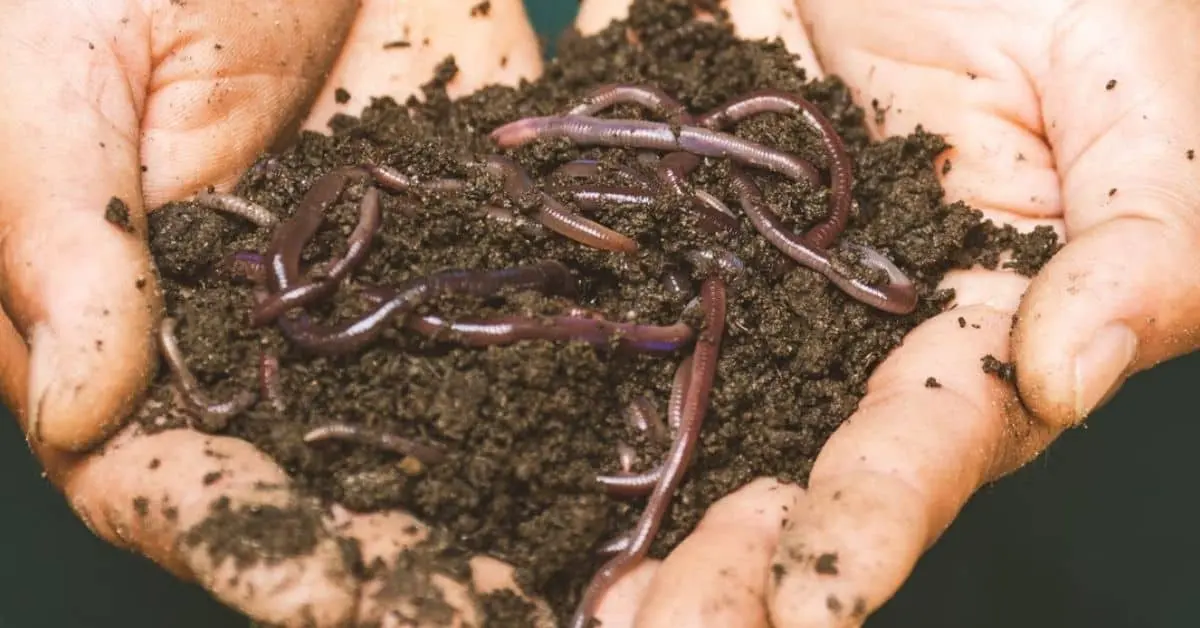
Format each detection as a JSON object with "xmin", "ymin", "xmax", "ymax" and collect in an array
[{"xmin": 2, "ymin": 0, "xmax": 1199, "ymax": 625}]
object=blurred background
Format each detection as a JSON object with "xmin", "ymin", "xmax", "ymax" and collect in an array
[{"xmin": 2, "ymin": 2, "xmax": 1194, "ymax": 626}]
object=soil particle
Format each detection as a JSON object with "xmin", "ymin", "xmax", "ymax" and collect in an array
[
  {"xmin": 202, "ymin": 470, "xmax": 225, "ymax": 486},
  {"xmin": 139, "ymin": 0, "xmax": 1058, "ymax": 622},
  {"xmin": 105, "ymin": 196, "xmax": 135, "ymax": 233},
  {"xmin": 981, "ymin": 354, "xmax": 1017, "ymax": 383},
  {"xmin": 479, "ymin": 589, "xmax": 538, "ymax": 627},
  {"xmin": 814, "ymin": 552, "xmax": 839, "ymax": 575}
]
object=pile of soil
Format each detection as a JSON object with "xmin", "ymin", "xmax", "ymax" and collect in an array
[{"xmin": 138, "ymin": 0, "xmax": 1058, "ymax": 623}]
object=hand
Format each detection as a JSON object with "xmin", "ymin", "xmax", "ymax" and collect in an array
[
  {"xmin": 0, "ymin": 1, "xmax": 557, "ymax": 625},
  {"xmin": 570, "ymin": 0, "xmax": 1200, "ymax": 625}
]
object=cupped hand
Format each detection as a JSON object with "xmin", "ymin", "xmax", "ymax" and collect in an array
[
  {"xmin": 0, "ymin": 1, "xmax": 557, "ymax": 625},
  {"xmin": 6, "ymin": 0, "xmax": 1200, "ymax": 626},
  {"xmin": 570, "ymin": 0, "xmax": 1200, "ymax": 626}
]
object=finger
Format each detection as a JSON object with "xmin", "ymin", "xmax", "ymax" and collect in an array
[
  {"xmin": 593, "ymin": 560, "xmax": 660, "ymax": 627},
  {"xmin": 61, "ymin": 425, "xmax": 488, "ymax": 627},
  {"xmin": 769, "ymin": 278, "xmax": 1059, "ymax": 626},
  {"xmin": 1013, "ymin": 0, "xmax": 1200, "ymax": 426},
  {"xmin": 0, "ymin": 1, "xmax": 354, "ymax": 451},
  {"xmin": 576, "ymin": 0, "xmax": 824, "ymax": 78},
  {"xmin": 469, "ymin": 556, "xmax": 558, "ymax": 628},
  {"xmin": 797, "ymin": 0, "xmax": 1063, "ymax": 223},
  {"xmin": 63, "ymin": 427, "xmax": 360, "ymax": 625},
  {"xmin": 0, "ymin": 3, "xmax": 160, "ymax": 451},
  {"xmin": 141, "ymin": 1, "xmax": 358, "ymax": 205},
  {"xmin": 0, "ymin": 310, "xmax": 27, "ymax": 428},
  {"xmin": 304, "ymin": 0, "xmax": 544, "ymax": 131},
  {"xmin": 634, "ymin": 478, "xmax": 802, "ymax": 628}
]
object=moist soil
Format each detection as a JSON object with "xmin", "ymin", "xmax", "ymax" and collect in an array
[{"xmin": 137, "ymin": 0, "xmax": 1058, "ymax": 624}]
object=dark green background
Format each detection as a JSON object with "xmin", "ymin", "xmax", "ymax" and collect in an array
[{"xmin": 3, "ymin": 3, "xmax": 1195, "ymax": 626}]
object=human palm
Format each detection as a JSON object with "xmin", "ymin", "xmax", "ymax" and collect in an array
[{"xmin": 3, "ymin": 0, "xmax": 1198, "ymax": 626}]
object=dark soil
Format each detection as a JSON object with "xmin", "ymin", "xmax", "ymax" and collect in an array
[{"xmin": 138, "ymin": 0, "xmax": 1058, "ymax": 624}]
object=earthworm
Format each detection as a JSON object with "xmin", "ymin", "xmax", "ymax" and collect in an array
[
  {"xmin": 700, "ymin": 89, "xmax": 853, "ymax": 249},
  {"xmin": 728, "ymin": 165, "xmax": 917, "ymax": 314},
  {"xmin": 258, "ymin": 352, "xmax": 286, "ymax": 413},
  {"xmin": 490, "ymin": 115, "xmax": 821, "ymax": 185},
  {"xmin": 571, "ymin": 277, "xmax": 726, "ymax": 628},
  {"xmin": 616, "ymin": 442, "xmax": 639, "ymax": 474},
  {"xmin": 596, "ymin": 532, "xmax": 631, "ymax": 557},
  {"xmin": 194, "ymin": 190, "xmax": 279, "ymax": 228},
  {"xmin": 551, "ymin": 159, "xmax": 655, "ymax": 186},
  {"xmin": 660, "ymin": 268, "xmax": 693, "ymax": 302},
  {"xmin": 567, "ymin": 83, "xmax": 692, "ymax": 122},
  {"xmin": 650, "ymin": 152, "xmax": 743, "ymax": 232},
  {"xmin": 157, "ymin": 318, "xmax": 257, "ymax": 422},
  {"xmin": 277, "ymin": 261, "xmax": 576, "ymax": 355},
  {"xmin": 551, "ymin": 184, "xmax": 738, "ymax": 233},
  {"xmin": 560, "ymin": 88, "xmax": 744, "ymax": 233},
  {"xmin": 481, "ymin": 155, "xmax": 638, "ymax": 253},
  {"xmin": 654, "ymin": 151, "xmax": 701, "ymax": 196},
  {"xmin": 302, "ymin": 423, "xmax": 446, "ymax": 465},
  {"xmin": 364, "ymin": 163, "xmax": 467, "ymax": 193},
  {"xmin": 260, "ymin": 167, "xmax": 363, "ymax": 296},
  {"xmin": 254, "ymin": 186, "xmax": 383, "ymax": 324},
  {"xmin": 539, "ymin": 194, "xmax": 639, "ymax": 253},
  {"xmin": 624, "ymin": 396, "xmax": 668, "ymax": 443},
  {"xmin": 554, "ymin": 184, "xmax": 655, "ymax": 211},
  {"xmin": 565, "ymin": 87, "xmax": 726, "ymax": 225},
  {"xmin": 693, "ymin": 189, "xmax": 738, "ymax": 221},
  {"xmin": 684, "ymin": 248, "xmax": 746, "ymax": 283},
  {"xmin": 480, "ymin": 205, "xmax": 546, "ymax": 236},
  {"xmin": 218, "ymin": 250, "xmax": 268, "ymax": 284},
  {"xmin": 596, "ymin": 355, "xmax": 691, "ymax": 497},
  {"xmin": 404, "ymin": 312, "xmax": 694, "ymax": 353}
]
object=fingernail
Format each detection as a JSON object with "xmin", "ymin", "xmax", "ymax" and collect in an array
[
  {"xmin": 1073, "ymin": 322, "xmax": 1138, "ymax": 419},
  {"xmin": 25, "ymin": 323, "xmax": 57, "ymax": 444}
]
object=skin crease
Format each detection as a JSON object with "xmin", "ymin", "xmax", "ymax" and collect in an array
[{"xmin": 2, "ymin": 0, "xmax": 1200, "ymax": 626}]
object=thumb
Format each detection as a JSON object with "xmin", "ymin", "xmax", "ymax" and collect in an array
[
  {"xmin": 1014, "ymin": 0, "xmax": 1200, "ymax": 427},
  {"xmin": 0, "ymin": 1, "xmax": 354, "ymax": 451}
]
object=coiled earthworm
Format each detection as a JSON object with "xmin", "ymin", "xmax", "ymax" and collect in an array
[
  {"xmin": 302, "ymin": 423, "xmax": 446, "ymax": 465},
  {"xmin": 701, "ymin": 89, "xmax": 853, "ymax": 249},
  {"xmin": 570, "ymin": 278, "xmax": 726, "ymax": 628},
  {"xmin": 490, "ymin": 115, "xmax": 821, "ymax": 185},
  {"xmin": 277, "ymin": 261, "xmax": 576, "ymax": 355},
  {"xmin": 728, "ymin": 165, "xmax": 917, "ymax": 314}
]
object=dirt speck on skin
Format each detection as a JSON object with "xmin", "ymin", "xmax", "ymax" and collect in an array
[
  {"xmin": 181, "ymin": 497, "xmax": 324, "ymax": 570},
  {"xmin": 480, "ymin": 589, "xmax": 539, "ymax": 627},
  {"xmin": 981, "ymin": 354, "xmax": 1017, "ymax": 383},
  {"xmin": 139, "ymin": 0, "xmax": 1058, "ymax": 622},
  {"xmin": 105, "ymin": 196, "xmax": 135, "ymax": 233},
  {"xmin": 814, "ymin": 552, "xmax": 839, "ymax": 575}
]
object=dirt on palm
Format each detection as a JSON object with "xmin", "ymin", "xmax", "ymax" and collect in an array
[{"xmin": 137, "ymin": 0, "xmax": 1058, "ymax": 624}]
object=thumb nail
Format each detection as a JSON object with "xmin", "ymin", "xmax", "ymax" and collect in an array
[
  {"xmin": 25, "ymin": 323, "xmax": 59, "ymax": 444},
  {"xmin": 1073, "ymin": 322, "xmax": 1138, "ymax": 420}
]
